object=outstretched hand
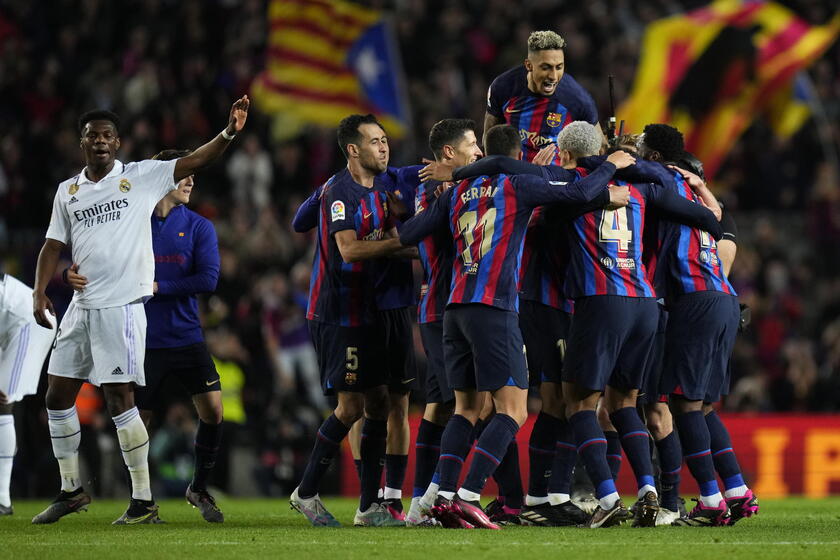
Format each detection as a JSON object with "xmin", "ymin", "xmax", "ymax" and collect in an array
[
  {"xmin": 419, "ymin": 159, "xmax": 456, "ymax": 183},
  {"xmin": 532, "ymin": 144, "xmax": 557, "ymax": 166},
  {"xmin": 606, "ymin": 150, "xmax": 636, "ymax": 170},
  {"xmin": 667, "ymin": 165, "xmax": 704, "ymax": 191},
  {"xmin": 227, "ymin": 95, "xmax": 250, "ymax": 134},
  {"xmin": 607, "ymin": 185, "xmax": 631, "ymax": 209}
]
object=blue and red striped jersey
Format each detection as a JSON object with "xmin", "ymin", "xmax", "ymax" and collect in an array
[
  {"xmin": 414, "ymin": 181, "xmax": 453, "ymax": 323},
  {"xmin": 306, "ymin": 169, "xmax": 394, "ymax": 326},
  {"xmin": 487, "ymin": 66, "xmax": 598, "ymax": 165},
  {"xmin": 518, "ymin": 206, "xmax": 573, "ymax": 312},
  {"xmin": 400, "ymin": 165, "xmax": 616, "ymax": 312},
  {"xmin": 657, "ymin": 171, "xmax": 736, "ymax": 300}
]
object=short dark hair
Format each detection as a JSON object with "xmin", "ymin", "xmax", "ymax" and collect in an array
[
  {"xmin": 485, "ymin": 124, "xmax": 521, "ymax": 157},
  {"xmin": 428, "ymin": 119, "xmax": 476, "ymax": 159},
  {"xmin": 78, "ymin": 110, "xmax": 121, "ymax": 136},
  {"xmin": 337, "ymin": 114, "xmax": 383, "ymax": 159},
  {"xmin": 152, "ymin": 149, "xmax": 192, "ymax": 161},
  {"xmin": 642, "ymin": 124, "xmax": 685, "ymax": 162},
  {"xmin": 675, "ymin": 151, "xmax": 706, "ymax": 181}
]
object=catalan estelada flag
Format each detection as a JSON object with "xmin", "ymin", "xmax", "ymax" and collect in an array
[
  {"xmin": 251, "ymin": 0, "xmax": 410, "ymax": 137},
  {"xmin": 618, "ymin": 0, "xmax": 840, "ymax": 178}
]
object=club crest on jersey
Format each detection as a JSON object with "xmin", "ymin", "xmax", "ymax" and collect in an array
[
  {"xmin": 345, "ymin": 372, "xmax": 357, "ymax": 385},
  {"xmin": 546, "ymin": 112, "xmax": 563, "ymax": 127},
  {"xmin": 119, "ymin": 179, "xmax": 131, "ymax": 193},
  {"xmin": 68, "ymin": 183, "xmax": 79, "ymax": 195},
  {"xmin": 331, "ymin": 200, "xmax": 345, "ymax": 222}
]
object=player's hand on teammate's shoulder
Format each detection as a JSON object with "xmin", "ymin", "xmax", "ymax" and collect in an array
[
  {"xmin": 64, "ymin": 263, "xmax": 88, "ymax": 292},
  {"xmin": 32, "ymin": 291, "xmax": 55, "ymax": 329},
  {"xmin": 385, "ymin": 191, "xmax": 409, "ymax": 219},
  {"xmin": 606, "ymin": 149, "xmax": 636, "ymax": 170},
  {"xmin": 419, "ymin": 158, "xmax": 455, "ymax": 183},
  {"xmin": 607, "ymin": 184, "xmax": 631, "ymax": 209},
  {"xmin": 532, "ymin": 143, "xmax": 557, "ymax": 166},
  {"xmin": 227, "ymin": 95, "xmax": 250, "ymax": 135},
  {"xmin": 667, "ymin": 164, "xmax": 704, "ymax": 190}
]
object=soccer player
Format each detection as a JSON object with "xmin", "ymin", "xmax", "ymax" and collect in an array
[
  {"xmin": 404, "ymin": 119, "xmax": 483, "ymax": 526},
  {"xmin": 399, "ymin": 124, "xmax": 633, "ymax": 529},
  {"xmin": 289, "ymin": 114, "xmax": 408, "ymax": 528},
  {"xmin": 0, "ymin": 273, "xmax": 57, "ymax": 515},
  {"xmin": 31, "ymin": 95, "xmax": 249, "ymax": 525},
  {"xmin": 65, "ymin": 148, "xmax": 223, "ymax": 522},
  {"xmin": 638, "ymin": 125, "xmax": 758, "ymax": 526},
  {"xmin": 485, "ymin": 30, "xmax": 600, "ymax": 164}
]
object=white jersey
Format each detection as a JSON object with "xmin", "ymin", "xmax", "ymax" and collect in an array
[
  {"xmin": 46, "ymin": 159, "xmax": 177, "ymax": 309},
  {"xmin": 0, "ymin": 274, "xmax": 32, "ymax": 348}
]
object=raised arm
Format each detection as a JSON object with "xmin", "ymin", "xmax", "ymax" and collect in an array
[
  {"xmin": 173, "ymin": 96, "xmax": 250, "ymax": 182},
  {"xmin": 32, "ymin": 238, "xmax": 65, "ymax": 328},
  {"xmin": 648, "ymin": 184, "xmax": 723, "ymax": 240}
]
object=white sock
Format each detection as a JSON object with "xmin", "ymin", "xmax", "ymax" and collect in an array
[
  {"xmin": 525, "ymin": 494, "xmax": 550, "ymax": 506},
  {"xmin": 548, "ymin": 493, "xmax": 571, "ymax": 506},
  {"xmin": 438, "ymin": 490, "xmax": 455, "ymax": 500},
  {"xmin": 420, "ymin": 481, "xmax": 439, "ymax": 506},
  {"xmin": 700, "ymin": 491, "xmax": 724, "ymax": 507},
  {"xmin": 47, "ymin": 406, "xmax": 82, "ymax": 492},
  {"xmin": 599, "ymin": 491, "xmax": 620, "ymax": 510},
  {"xmin": 383, "ymin": 486, "xmax": 402, "ymax": 500},
  {"xmin": 457, "ymin": 488, "xmax": 481, "ymax": 502},
  {"xmin": 0, "ymin": 415, "xmax": 15, "ymax": 507},
  {"xmin": 113, "ymin": 407, "xmax": 152, "ymax": 501},
  {"xmin": 638, "ymin": 484, "xmax": 658, "ymax": 499},
  {"xmin": 724, "ymin": 485, "xmax": 748, "ymax": 498}
]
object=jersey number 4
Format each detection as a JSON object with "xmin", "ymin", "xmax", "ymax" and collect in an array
[
  {"xmin": 599, "ymin": 207, "xmax": 632, "ymax": 253},
  {"xmin": 458, "ymin": 209, "xmax": 497, "ymax": 265}
]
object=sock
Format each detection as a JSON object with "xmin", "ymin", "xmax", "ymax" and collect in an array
[
  {"xmin": 113, "ymin": 407, "xmax": 152, "ymax": 501},
  {"xmin": 472, "ymin": 416, "xmax": 489, "ymax": 442},
  {"xmin": 437, "ymin": 415, "xmax": 474, "ymax": 493},
  {"xmin": 413, "ymin": 420, "xmax": 444, "ymax": 497},
  {"xmin": 385, "ymin": 454, "xmax": 407, "ymax": 499},
  {"xmin": 655, "ymin": 431, "xmax": 682, "ymax": 511},
  {"xmin": 47, "ymin": 406, "xmax": 82, "ymax": 492},
  {"xmin": 354, "ymin": 459, "xmax": 362, "ymax": 481},
  {"xmin": 492, "ymin": 440, "xmax": 523, "ymax": 509},
  {"xmin": 569, "ymin": 410, "xmax": 618, "ymax": 508},
  {"xmin": 298, "ymin": 414, "xmax": 350, "ymax": 498},
  {"xmin": 706, "ymin": 411, "xmax": 748, "ymax": 497},
  {"xmin": 675, "ymin": 410, "xmax": 722, "ymax": 506},
  {"xmin": 359, "ymin": 418, "xmax": 387, "ymax": 511},
  {"xmin": 604, "ymin": 430, "xmax": 622, "ymax": 480},
  {"xmin": 610, "ymin": 407, "xmax": 656, "ymax": 497},
  {"xmin": 547, "ymin": 418, "xmax": 577, "ymax": 501},
  {"xmin": 462, "ymin": 414, "xmax": 519, "ymax": 497},
  {"xmin": 191, "ymin": 420, "xmax": 222, "ymax": 492},
  {"xmin": 0, "ymin": 415, "xmax": 14, "ymax": 507},
  {"xmin": 527, "ymin": 412, "xmax": 561, "ymax": 499},
  {"xmin": 420, "ymin": 475, "xmax": 440, "ymax": 506},
  {"xmin": 457, "ymin": 487, "xmax": 481, "ymax": 502}
]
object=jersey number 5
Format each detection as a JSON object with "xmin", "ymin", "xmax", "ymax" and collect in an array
[
  {"xmin": 599, "ymin": 207, "xmax": 632, "ymax": 253},
  {"xmin": 457, "ymin": 209, "xmax": 497, "ymax": 265}
]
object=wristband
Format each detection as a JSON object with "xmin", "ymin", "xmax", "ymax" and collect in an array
[{"xmin": 221, "ymin": 128, "xmax": 236, "ymax": 141}]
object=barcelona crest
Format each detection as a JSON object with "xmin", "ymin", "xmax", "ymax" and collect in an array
[{"xmin": 546, "ymin": 112, "xmax": 563, "ymax": 128}]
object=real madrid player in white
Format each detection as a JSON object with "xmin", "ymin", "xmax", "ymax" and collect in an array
[{"xmin": 31, "ymin": 95, "xmax": 249, "ymax": 525}]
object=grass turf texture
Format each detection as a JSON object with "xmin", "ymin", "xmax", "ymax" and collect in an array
[{"xmin": 2, "ymin": 497, "xmax": 839, "ymax": 559}]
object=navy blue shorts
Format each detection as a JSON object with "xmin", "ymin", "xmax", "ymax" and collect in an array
[
  {"xmin": 638, "ymin": 305, "xmax": 669, "ymax": 406},
  {"xmin": 519, "ymin": 300, "xmax": 571, "ymax": 385},
  {"xmin": 419, "ymin": 320, "xmax": 454, "ymax": 404},
  {"xmin": 661, "ymin": 291, "xmax": 740, "ymax": 403},
  {"xmin": 377, "ymin": 307, "xmax": 418, "ymax": 394},
  {"xmin": 562, "ymin": 296, "xmax": 659, "ymax": 392},
  {"xmin": 136, "ymin": 342, "xmax": 219, "ymax": 410},
  {"xmin": 443, "ymin": 304, "xmax": 528, "ymax": 393},
  {"xmin": 308, "ymin": 320, "xmax": 386, "ymax": 395}
]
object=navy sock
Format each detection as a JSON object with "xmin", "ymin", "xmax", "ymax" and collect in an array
[
  {"xmin": 675, "ymin": 411, "xmax": 720, "ymax": 498},
  {"xmin": 604, "ymin": 430, "xmax": 622, "ymax": 480},
  {"xmin": 527, "ymin": 412, "xmax": 560, "ymax": 498},
  {"xmin": 438, "ymin": 414, "xmax": 474, "ymax": 493},
  {"xmin": 354, "ymin": 459, "xmax": 362, "ymax": 481},
  {"xmin": 385, "ymin": 454, "xmax": 408, "ymax": 493},
  {"xmin": 359, "ymin": 418, "xmax": 387, "ymax": 511},
  {"xmin": 472, "ymin": 416, "xmax": 489, "ymax": 442},
  {"xmin": 492, "ymin": 440, "xmax": 523, "ymax": 509},
  {"xmin": 569, "ymin": 410, "xmax": 616, "ymax": 499},
  {"xmin": 705, "ymin": 411, "xmax": 745, "ymax": 491},
  {"xmin": 298, "ymin": 414, "xmax": 351, "ymax": 498},
  {"xmin": 192, "ymin": 420, "xmax": 222, "ymax": 492},
  {"xmin": 413, "ymin": 420, "xmax": 444, "ymax": 497},
  {"xmin": 655, "ymin": 431, "xmax": 682, "ymax": 511},
  {"xmin": 547, "ymin": 418, "xmax": 576, "ymax": 495},
  {"xmin": 610, "ymin": 407, "xmax": 655, "ymax": 492},
  {"xmin": 463, "ymin": 414, "xmax": 519, "ymax": 496}
]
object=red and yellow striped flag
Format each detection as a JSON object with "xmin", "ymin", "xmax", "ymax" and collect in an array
[
  {"xmin": 618, "ymin": 0, "xmax": 840, "ymax": 178},
  {"xmin": 251, "ymin": 0, "xmax": 410, "ymax": 137}
]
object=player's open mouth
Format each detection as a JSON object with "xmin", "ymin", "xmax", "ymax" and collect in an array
[{"xmin": 542, "ymin": 81, "xmax": 557, "ymax": 93}]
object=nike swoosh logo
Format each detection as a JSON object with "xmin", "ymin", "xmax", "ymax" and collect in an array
[
  {"xmin": 402, "ymin": 378, "xmax": 416, "ymax": 384},
  {"xmin": 364, "ymin": 212, "xmax": 373, "ymax": 219},
  {"xmin": 506, "ymin": 107, "xmax": 522, "ymax": 113},
  {"xmin": 205, "ymin": 379, "xmax": 220, "ymax": 386}
]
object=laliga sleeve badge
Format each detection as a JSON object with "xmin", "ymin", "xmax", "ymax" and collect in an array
[
  {"xmin": 331, "ymin": 200, "xmax": 345, "ymax": 222},
  {"xmin": 68, "ymin": 183, "xmax": 79, "ymax": 195},
  {"xmin": 119, "ymin": 178, "xmax": 132, "ymax": 193}
]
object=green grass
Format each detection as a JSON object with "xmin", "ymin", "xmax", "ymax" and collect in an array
[{"xmin": 2, "ymin": 497, "xmax": 839, "ymax": 559}]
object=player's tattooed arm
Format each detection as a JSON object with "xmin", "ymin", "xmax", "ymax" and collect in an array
[
  {"xmin": 174, "ymin": 95, "xmax": 249, "ymax": 181},
  {"xmin": 334, "ymin": 229, "xmax": 402, "ymax": 264},
  {"xmin": 33, "ymin": 238, "xmax": 65, "ymax": 329}
]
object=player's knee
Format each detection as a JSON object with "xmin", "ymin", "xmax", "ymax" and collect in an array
[
  {"xmin": 200, "ymin": 404, "xmax": 224, "ymax": 425},
  {"xmin": 646, "ymin": 411, "xmax": 672, "ymax": 440}
]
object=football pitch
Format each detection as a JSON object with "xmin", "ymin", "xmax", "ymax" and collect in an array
[{"xmin": 2, "ymin": 497, "xmax": 839, "ymax": 559}]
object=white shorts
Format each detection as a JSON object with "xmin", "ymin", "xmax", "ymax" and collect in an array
[
  {"xmin": 0, "ymin": 321, "xmax": 55, "ymax": 403},
  {"xmin": 47, "ymin": 300, "xmax": 146, "ymax": 387}
]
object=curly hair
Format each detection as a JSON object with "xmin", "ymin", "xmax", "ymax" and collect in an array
[
  {"xmin": 642, "ymin": 124, "xmax": 685, "ymax": 162},
  {"xmin": 528, "ymin": 30, "xmax": 566, "ymax": 52},
  {"xmin": 557, "ymin": 121, "xmax": 601, "ymax": 158}
]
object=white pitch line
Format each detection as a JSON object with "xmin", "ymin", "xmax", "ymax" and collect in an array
[{"xmin": 12, "ymin": 541, "xmax": 840, "ymax": 547}]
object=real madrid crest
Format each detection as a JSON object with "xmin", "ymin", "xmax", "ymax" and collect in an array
[
  {"xmin": 68, "ymin": 183, "xmax": 79, "ymax": 195},
  {"xmin": 119, "ymin": 179, "xmax": 131, "ymax": 193}
]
